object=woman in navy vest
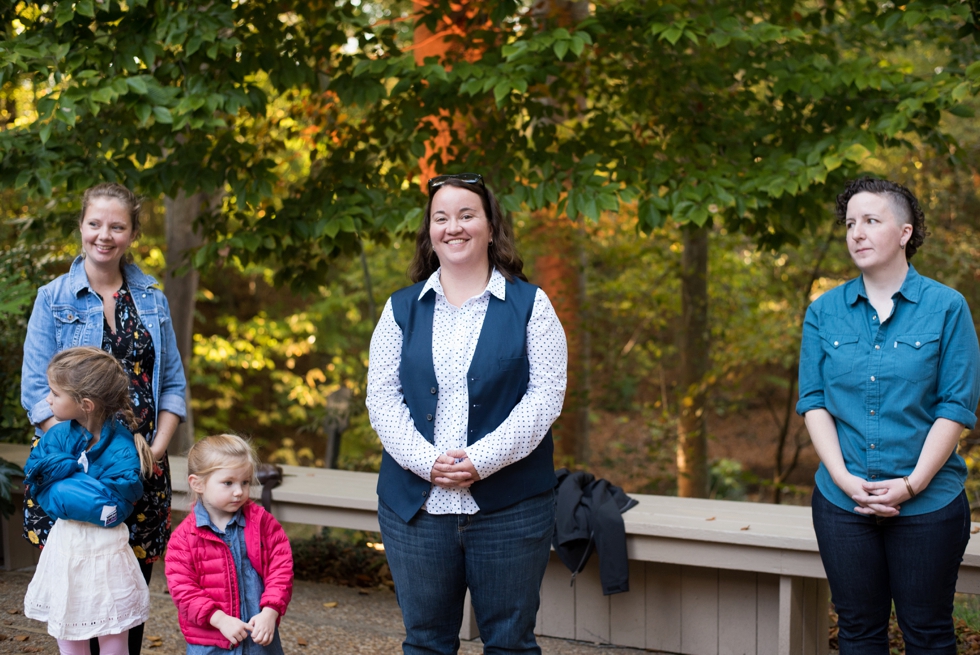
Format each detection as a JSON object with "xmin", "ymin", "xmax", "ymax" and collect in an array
[{"xmin": 367, "ymin": 174, "xmax": 567, "ymax": 654}]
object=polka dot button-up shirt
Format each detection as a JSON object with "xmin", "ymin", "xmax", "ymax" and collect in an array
[{"xmin": 366, "ymin": 268, "xmax": 567, "ymax": 514}]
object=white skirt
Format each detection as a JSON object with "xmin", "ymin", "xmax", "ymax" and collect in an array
[{"xmin": 24, "ymin": 519, "xmax": 150, "ymax": 640}]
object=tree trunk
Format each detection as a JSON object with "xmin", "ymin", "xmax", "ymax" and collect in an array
[
  {"xmin": 532, "ymin": 214, "xmax": 589, "ymax": 464},
  {"xmin": 162, "ymin": 189, "xmax": 218, "ymax": 457},
  {"xmin": 527, "ymin": 0, "xmax": 591, "ymax": 466},
  {"xmin": 676, "ymin": 224, "xmax": 710, "ymax": 498}
]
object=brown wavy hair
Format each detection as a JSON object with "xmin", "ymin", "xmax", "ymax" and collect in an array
[
  {"xmin": 408, "ymin": 178, "xmax": 527, "ymax": 283},
  {"xmin": 47, "ymin": 347, "xmax": 153, "ymax": 476},
  {"xmin": 835, "ymin": 177, "xmax": 927, "ymax": 260}
]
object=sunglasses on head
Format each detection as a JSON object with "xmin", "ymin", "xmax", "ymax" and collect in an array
[{"xmin": 427, "ymin": 173, "xmax": 486, "ymax": 195}]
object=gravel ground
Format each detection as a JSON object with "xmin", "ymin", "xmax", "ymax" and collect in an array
[{"xmin": 0, "ymin": 567, "xmax": 654, "ymax": 654}]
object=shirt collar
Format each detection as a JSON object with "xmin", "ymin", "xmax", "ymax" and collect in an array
[
  {"xmin": 193, "ymin": 501, "xmax": 245, "ymax": 532},
  {"xmin": 67, "ymin": 255, "xmax": 160, "ymax": 297},
  {"xmin": 417, "ymin": 267, "xmax": 507, "ymax": 302},
  {"xmin": 847, "ymin": 264, "xmax": 922, "ymax": 306}
]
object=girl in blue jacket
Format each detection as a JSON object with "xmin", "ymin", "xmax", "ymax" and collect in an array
[{"xmin": 23, "ymin": 347, "xmax": 154, "ymax": 655}]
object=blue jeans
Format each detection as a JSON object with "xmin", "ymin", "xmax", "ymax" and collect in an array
[
  {"xmin": 378, "ymin": 489, "xmax": 556, "ymax": 655},
  {"xmin": 812, "ymin": 486, "xmax": 971, "ymax": 655}
]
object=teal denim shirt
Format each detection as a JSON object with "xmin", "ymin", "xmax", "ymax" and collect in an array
[
  {"xmin": 797, "ymin": 265, "xmax": 980, "ymax": 515},
  {"xmin": 21, "ymin": 256, "xmax": 187, "ymax": 438}
]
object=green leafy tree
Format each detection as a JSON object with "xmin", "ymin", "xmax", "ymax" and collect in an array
[{"xmin": 6, "ymin": 0, "xmax": 980, "ymax": 497}]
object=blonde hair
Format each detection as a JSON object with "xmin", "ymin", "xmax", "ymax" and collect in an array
[
  {"xmin": 47, "ymin": 347, "xmax": 153, "ymax": 477},
  {"xmin": 186, "ymin": 434, "xmax": 258, "ymax": 506}
]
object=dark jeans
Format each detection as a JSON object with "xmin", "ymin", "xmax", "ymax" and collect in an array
[
  {"xmin": 378, "ymin": 489, "xmax": 555, "ymax": 655},
  {"xmin": 89, "ymin": 560, "xmax": 153, "ymax": 655},
  {"xmin": 812, "ymin": 486, "xmax": 971, "ymax": 655}
]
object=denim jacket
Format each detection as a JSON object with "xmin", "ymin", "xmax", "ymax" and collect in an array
[{"xmin": 21, "ymin": 256, "xmax": 187, "ymax": 437}]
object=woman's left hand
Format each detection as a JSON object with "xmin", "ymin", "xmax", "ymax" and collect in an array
[{"xmin": 852, "ymin": 478, "xmax": 911, "ymax": 517}]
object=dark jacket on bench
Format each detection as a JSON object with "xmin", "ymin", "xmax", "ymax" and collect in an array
[{"xmin": 552, "ymin": 468, "xmax": 638, "ymax": 595}]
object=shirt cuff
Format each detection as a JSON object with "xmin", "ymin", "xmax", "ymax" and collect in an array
[
  {"xmin": 934, "ymin": 403, "xmax": 977, "ymax": 430},
  {"xmin": 158, "ymin": 394, "xmax": 187, "ymax": 422},
  {"xmin": 795, "ymin": 396, "xmax": 825, "ymax": 417},
  {"xmin": 464, "ymin": 443, "xmax": 497, "ymax": 480},
  {"xmin": 29, "ymin": 398, "xmax": 53, "ymax": 427},
  {"xmin": 407, "ymin": 443, "xmax": 442, "ymax": 482}
]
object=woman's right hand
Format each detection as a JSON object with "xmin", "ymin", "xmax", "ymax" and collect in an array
[
  {"xmin": 430, "ymin": 452, "xmax": 477, "ymax": 489},
  {"xmin": 836, "ymin": 472, "xmax": 900, "ymax": 516}
]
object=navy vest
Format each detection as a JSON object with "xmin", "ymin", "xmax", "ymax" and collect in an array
[{"xmin": 377, "ymin": 276, "xmax": 557, "ymax": 523}]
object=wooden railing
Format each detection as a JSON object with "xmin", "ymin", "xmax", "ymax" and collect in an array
[{"xmin": 4, "ymin": 443, "xmax": 980, "ymax": 655}]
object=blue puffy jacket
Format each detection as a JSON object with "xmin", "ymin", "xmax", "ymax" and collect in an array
[{"xmin": 25, "ymin": 419, "xmax": 143, "ymax": 528}]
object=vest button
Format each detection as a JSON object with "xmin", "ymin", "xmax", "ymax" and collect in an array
[
  {"xmin": 426, "ymin": 414, "xmax": 433, "ymax": 421},
  {"xmin": 421, "ymin": 490, "xmax": 427, "ymax": 496},
  {"xmin": 430, "ymin": 387, "xmax": 437, "ymax": 394}
]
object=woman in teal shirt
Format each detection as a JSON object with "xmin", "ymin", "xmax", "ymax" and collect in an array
[{"xmin": 797, "ymin": 177, "xmax": 980, "ymax": 655}]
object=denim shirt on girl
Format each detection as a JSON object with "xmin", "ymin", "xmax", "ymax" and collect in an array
[
  {"xmin": 797, "ymin": 265, "xmax": 980, "ymax": 515},
  {"xmin": 21, "ymin": 256, "xmax": 186, "ymax": 437},
  {"xmin": 188, "ymin": 503, "xmax": 283, "ymax": 655}
]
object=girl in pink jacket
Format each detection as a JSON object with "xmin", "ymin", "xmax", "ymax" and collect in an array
[{"xmin": 165, "ymin": 434, "xmax": 293, "ymax": 654}]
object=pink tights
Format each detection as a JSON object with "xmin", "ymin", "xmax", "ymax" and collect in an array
[{"xmin": 57, "ymin": 632, "xmax": 128, "ymax": 655}]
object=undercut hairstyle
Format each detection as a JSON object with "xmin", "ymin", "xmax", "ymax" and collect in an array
[
  {"xmin": 185, "ymin": 433, "xmax": 258, "ymax": 506},
  {"xmin": 835, "ymin": 177, "xmax": 927, "ymax": 260},
  {"xmin": 79, "ymin": 183, "xmax": 144, "ymax": 241},
  {"xmin": 47, "ymin": 347, "xmax": 152, "ymax": 476},
  {"xmin": 408, "ymin": 178, "xmax": 527, "ymax": 283}
]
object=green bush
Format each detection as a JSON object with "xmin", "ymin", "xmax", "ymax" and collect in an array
[{"xmin": 291, "ymin": 528, "xmax": 392, "ymax": 589}]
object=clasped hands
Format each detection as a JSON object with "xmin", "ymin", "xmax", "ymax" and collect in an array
[
  {"xmin": 210, "ymin": 607, "xmax": 279, "ymax": 646},
  {"xmin": 430, "ymin": 449, "xmax": 481, "ymax": 489},
  {"xmin": 843, "ymin": 473, "xmax": 913, "ymax": 517}
]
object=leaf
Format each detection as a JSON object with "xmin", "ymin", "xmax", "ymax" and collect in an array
[
  {"xmin": 569, "ymin": 36, "xmax": 584, "ymax": 57},
  {"xmin": 639, "ymin": 199, "xmax": 663, "ymax": 230},
  {"xmin": 186, "ymin": 36, "xmax": 203, "ymax": 57},
  {"xmin": 948, "ymin": 104, "xmax": 975, "ymax": 118},
  {"xmin": 14, "ymin": 170, "xmax": 32, "ymax": 189},
  {"xmin": 126, "ymin": 77, "xmax": 149, "ymax": 95},
  {"xmin": 55, "ymin": 2, "xmax": 75, "ymax": 26},
  {"xmin": 841, "ymin": 143, "xmax": 871, "ymax": 162},
  {"xmin": 152, "ymin": 106, "xmax": 173, "ymax": 123},
  {"xmin": 662, "ymin": 26, "xmax": 683, "ymax": 45},
  {"xmin": 553, "ymin": 40, "xmax": 569, "ymax": 60},
  {"xmin": 91, "ymin": 87, "xmax": 114, "ymax": 104},
  {"xmin": 39, "ymin": 123, "xmax": 52, "ymax": 145},
  {"xmin": 135, "ymin": 104, "xmax": 152, "ymax": 125},
  {"xmin": 0, "ymin": 458, "xmax": 24, "ymax": 518},
  {"xmin": 951, "ymin": 82, "xmax": 972, "ymax": 103},
  {"xmin": 76, "ymin": 0, "xmax": 95, "ymax": 17},
  {"xmin": 821, "ymin": 152, "xmax": 844, "ymax": 172},
  {"xmin": 493, "ymin": 80, "xmax": 511, "ymax": 103}
]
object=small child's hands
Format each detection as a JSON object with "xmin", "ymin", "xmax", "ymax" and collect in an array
[
  {"xmin": 248, "ymin": 607, "xmax": 280, "ymax": 646},
  {"xmin": 210, "ymin": 610, "xmax": 251, "ymax": 646}
]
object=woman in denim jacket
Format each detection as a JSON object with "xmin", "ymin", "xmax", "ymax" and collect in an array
[
  {"xmin": 797, "ymin": 178, "xmax": 980, "ymax": 655},
  {"xmin": 21, "ymin": 183, "xmax": 187, "ymax": 655}
]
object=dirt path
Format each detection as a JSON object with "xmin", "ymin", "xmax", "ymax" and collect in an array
[{"xmin": 0, "ymin": 568, "xmax": 653, "ymax": 654}]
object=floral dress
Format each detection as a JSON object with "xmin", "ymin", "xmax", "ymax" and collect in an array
[{"xmin": 23, "ymin": 283, "xmax": 172, "ymax": 564}]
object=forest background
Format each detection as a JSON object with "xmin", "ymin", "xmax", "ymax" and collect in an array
[{"xmin": 3, "ymin": 0, "xmax": 980, "ymax": 512}]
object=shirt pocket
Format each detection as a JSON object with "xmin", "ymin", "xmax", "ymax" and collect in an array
[
  {"xmin": 52, "ymin": 307, "xmax": 87, "ymax": 350},
  {"xmin": 498, "ymin": 356, "xmax": 528, "ymax": 371},
  {"xmin": 821, "ymin": 334, "xmax": 860, "ymax": 379},
  {"xmin": 892, "ymin": 333, "xmax": 941, "ymax": 382}
]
